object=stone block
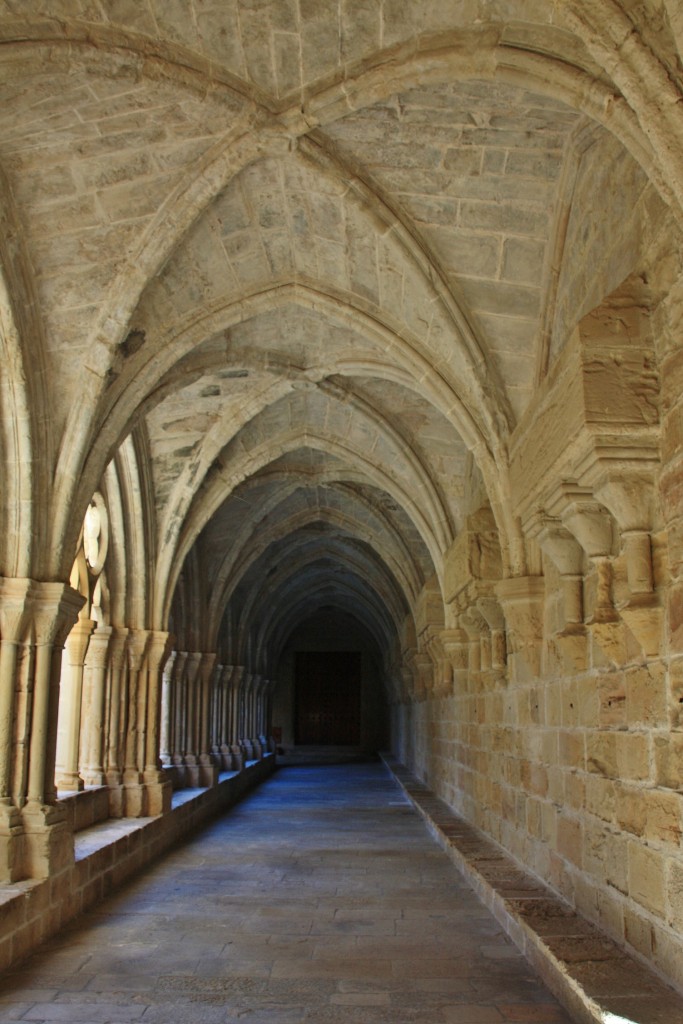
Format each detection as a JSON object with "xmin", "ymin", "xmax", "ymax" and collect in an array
[
  {"xmin": 564, "ymin": 772, "xmax": 585, "ymax": 812},
  {"xmin": 459, "ymin": 199, "xmax": 548, "ymax": 237},
  {"xmin": 651, "ymin": 922, "xmax": 683, "ymax": 992},
  {"xmin": 557, "ymin": 814, "xmax": 583, "ymax": 868},
  {"xmin": 654, "ymin": 734, "xmax": 683, "ymax": 789},
  {"xmin": 586, "ymin": 732, "xmax": 618, "ymax": 778},
  {"xmin": 668, "ymin": 581, "xmax": 683, "ymax": 650},
  {"xmin": 501, "ymin": 236, "xmax": 545, "ymax": 285},
  {"xmin": 616, "ymin": 785, "xmax": 647, "ymax": 836},
  {"xmin": 616, "ymin": 732, "xmax": 651, "ymax": 783},
  {"xmin": 625, "ymin": 663, "xmax": 667, "ymax": 727},
  {"xmin": 668, "ymin": 658, "xmax": 683, "ymax": 728},
  {"xmin": 623, "ymin": 906, "xmax": 655, "ymax": 958},
  {"xmin": 628, "ymin": 841, "xmax": 666, "ymax": 917},
  {"xmin": 575, "ymin": 678, "xmax": 600, "ymax": 727},
  {"xmin": 585, "ymin": 776, "xmax": 616, "ymax": 822},
  {"xmin": 643, "ymin": 790, "xmax": 683, "ymax": 845},
  {"xmin": 558, "ymin": 729, "xmax": 584, "ymax": 769}
]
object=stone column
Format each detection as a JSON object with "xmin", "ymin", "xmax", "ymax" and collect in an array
[
  {"xmin": 80, "ymin": 625, "xmax": 112, "ymax": 786},
  {"xmin": 0, "ymin": 578, "xmax": 32, "ymax": 882},
  {"xmin": 197, "ymin": 652, "xmax": 219, "ymax": 786},
  {"xmin": 217, "ymin": 665, "xmax": 235, "ymax": 768},
  {"xmin": 171, "ymin": 650, "xmax": 188, "ymax": 779},
  {"xmin": 210, "ymin": 662, "xmax": 223, "ymax": 760},
  {"xmin": 104, "ymin": 627, "xmax": 128, "ymax": 816},
  {"xmin": 142, "ymin": 631, "xmax": 173, "ymax": 815},
  {"xmin": 55, "ymin": 617, "xmax": 96, "ymax": 792},
  {"xmin": 259, "ymin": 677, "xmax": 275, "ymax": 753},
  {"xmin": 22, "ymin": 582, "xmax": 84, "ymax": 879},
  {"xmin": 240, "ymin": 674, "xmax": 255, "ymax": 761},
  {"xmin": 122, "ymin": 628, "xmax": 149, "ymax": 817},
  {"xmin": 159, "ymin": 649, "xmax": 177, "ymax": 767},
  {"xmin": 182, "ymin": 652, "xmax": 202, "ymax": 786},
  {"xmin": 228, "ymin": 666, "xmax": 245, "ymax": 768}
]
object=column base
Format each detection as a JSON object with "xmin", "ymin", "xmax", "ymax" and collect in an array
[
  {"xmin": 183, "ymin": 754, "xmax": 201, "ymax": 788},
  {"xmin": 105, "ymin": 771, "xmax": 124, "ymax": 817},
  {"xmin": 198, "ymin": 755, "xmax": 219, "ymax": 787},
  {"xmin": 143, "ymin": 771, "xmax": 172, "ymax": 815},
  {"xmin": 0, "ymin": 803, "xmax": 25, "ymax": 883},
  {"xmin": 122, "ymin": 783, "xmax": 146, "ymax": 817},
  {"xmin": 21, "ymin": 802, "xmax": 74, "ymax": 879},
  {"xmin": 55, "ymin": 772, "xmax": 84, "ymax": 793}
]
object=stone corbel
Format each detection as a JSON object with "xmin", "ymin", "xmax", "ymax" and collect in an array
[
  {"xmin": 558, "ymin": 494, "xmax": 618, "ymax": 625},
  {"xmin": 592, "ymin": 473, "xmax": 655, "ymax": 592},
  {"xmin": 494, "ymin": 576, "xmax": 545, "ymax": 680},
  {"xmin": 410, "ymin": 651, "xmax": 433, "ymax": 702},
  {"xmin": 534, "ymin": 518, "xmax": 585, "ymax": 634},
  {"xmin": 591, "ymin": 473, "xmax": 662, "ymax": 656},
  {"xmin": 476, "ymin": 597, "xmax": 507, "ymax": 671},
  {"xmin": 461, "ymin": 608, "xmax": 485, "ymax": 675},
  {"xmin": 440, "ymin": 627, "xmax": 470, "ymax": 690},
  {"xmin": 423, "ymin": 627, "xmax": 452, "ymax": 698}
]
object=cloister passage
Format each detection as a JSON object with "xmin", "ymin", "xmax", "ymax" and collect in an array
[
  {"xmin": 0, "ymin": 764, "xmax": 574, "ymax": 1024},
  {"xmin": 3, "ymin": 3, "xmax": 683, "ymax": 1020}
]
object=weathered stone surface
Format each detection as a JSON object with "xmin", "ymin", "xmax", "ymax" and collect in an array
[{"xmin": 1, "ymin": 2, "xmax": 683, "ymax": 1012}]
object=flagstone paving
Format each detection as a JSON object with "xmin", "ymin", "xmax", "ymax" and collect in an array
[{"xmin": 0, "ymin": 764, "xmax": 575, "ymax": 1023}]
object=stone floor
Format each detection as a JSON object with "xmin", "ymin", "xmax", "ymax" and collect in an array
[{"xmin": 0, "ymin": 763, "xmax": 575, "ymax": 1023}]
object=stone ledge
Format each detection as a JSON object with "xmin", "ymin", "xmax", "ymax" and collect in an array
[
  {"xmin": 0, "ymin": 756, "xmax": 276, "ymax": 974},
  {"xmin": 382, "ymin": 754, "xmax": 683, "ymax": 1024}
]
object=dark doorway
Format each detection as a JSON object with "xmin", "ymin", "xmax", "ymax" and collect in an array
[{"xmin": 295, "ymin": 651, "xmax": 361, "ymax": 745}]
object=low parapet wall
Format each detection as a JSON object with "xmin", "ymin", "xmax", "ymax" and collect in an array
[
  {"xmin": 0, "ymin": 756, "xmax": 276, "ymax": 972},
  {"xmin": 383, "ymin": 754, "xmax": 683, "ymax": 1024}
]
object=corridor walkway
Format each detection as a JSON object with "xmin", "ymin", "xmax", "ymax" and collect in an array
[{"xmin": 0, "ymin": 764, "xmax": 574, "ymax": 1023}]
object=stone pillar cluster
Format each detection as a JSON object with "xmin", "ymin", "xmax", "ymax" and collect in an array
[
  {"xmin": 160, "ymin": 655, "xmax": 273, "ymax": 788},
  {"xmin": 0, "ymin": 580, "xmax": 83, "ymax": 882}
]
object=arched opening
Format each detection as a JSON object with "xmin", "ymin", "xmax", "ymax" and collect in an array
[{"xmin": 273, "ymin": 606, "xmax": 389, "ymax": 761}]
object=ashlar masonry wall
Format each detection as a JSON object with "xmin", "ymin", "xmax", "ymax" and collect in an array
[{"xmin": 391, "ymin": 299, "xmax": 683, "ymax": 994}]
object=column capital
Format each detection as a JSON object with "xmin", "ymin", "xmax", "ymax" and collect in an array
[
  {"xmin": 29, "ymin": 582, "xmax": 85, "ymax": 647},
  {"xmin": 0, "ymin": 577, "xmax": 33, "ymax": 643},
  {"xmin": 146, "ymin": 631, "xmax": 174, "ymax": 673},
  {"xmin": 126, "ymin": 628, "xmax": 150, "ymax": 673},
  {"xmin": 64, "ymin": 618, "xmax": 97, "ymax": 666},
  {"xmin": 85, "ymin": 625, "xmax": 113, "ymax": 669}
]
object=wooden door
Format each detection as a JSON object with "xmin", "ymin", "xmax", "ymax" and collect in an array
[{"xmin": 295, "ymin": 651, "xmax": 361, "ymax": 745}]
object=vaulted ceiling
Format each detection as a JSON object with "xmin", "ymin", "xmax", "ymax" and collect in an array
[{"xmin": 0, "ymin": 1, "xmax": 679, "ymax": 674}]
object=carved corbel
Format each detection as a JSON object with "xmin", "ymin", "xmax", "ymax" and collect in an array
[
  {"xmin": 557, "ymin": 492, "xmax": 618, "ymax": 625},
  {"xmin": 534, "ymin": 517, "xmax": 585, "ymax": 633},
  {"xmin": 591, "ymin": 472, "xmax": 656, "ymax": 597},
  {"xmin": 440, "ymin": 626, "xmax": 470, "ymax": 689},
  {"xmin": 476, "ymin": 596, "xmax": 507, "ymax": 670},
  {"xmin": 409, "ymin": 651, "xmax": 433, "ymax": 702},
  {"xmin": 494, "ymin": 576, "xmax": 545, "ymax": 680},
  {"xmin": 461, "ymin": 606, "xmax": 489, "ymax": 675},
  {"xmin": 423, "ymin": 627, "xmax": 452, "ymax": 698}
]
